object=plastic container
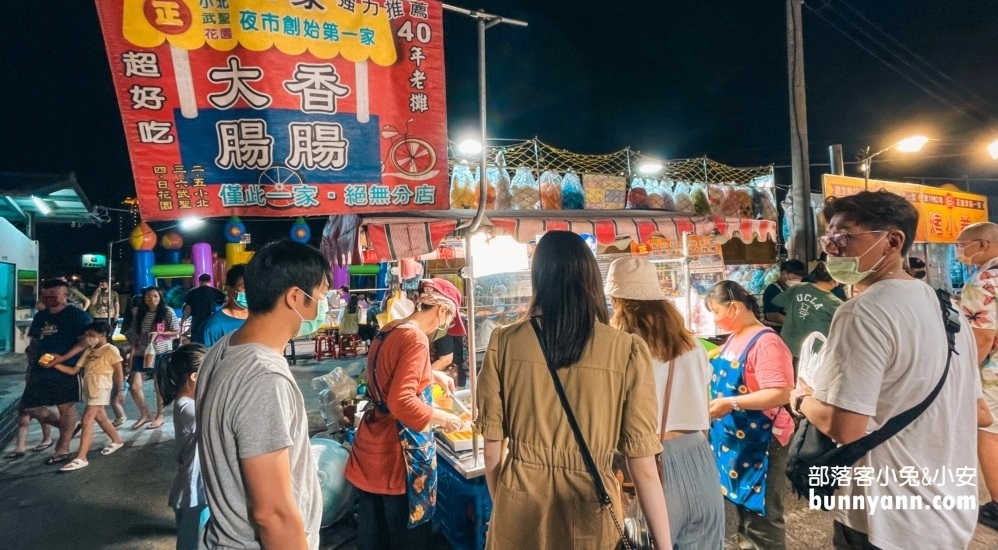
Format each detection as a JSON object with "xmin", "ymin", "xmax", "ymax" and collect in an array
[{"xmin": 435, "ymin": 458, "xmax": 493, "ymax": 550}]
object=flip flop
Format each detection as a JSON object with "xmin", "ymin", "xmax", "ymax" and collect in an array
[
  {"xmin": 112, "ymin": 417, "xmax": 127, "ymax": 428},
  {"xmin": 3, "ymin": 451, "xmax": 25, "ymax": 460},
  {"xmin": 30, "ymin": 442, "xmax": 53, "ymax": 452},
  {"xmin": 147, "ymin": 419, "xmax": 165, "ymax": 430},
  {"xmin": 131, "ymin": 419, "xmax": 150, "ymax": 430},
  {"xmin": 59, "ymin": 458, "xmax": 89, "ymax": 472},
  {"xmin": 45, "ymin": 454, "xmax": 71, "ymax": 465},
  {"xmin": 101, "ymin": 442, "xmax": 124, "ymax": 456}
]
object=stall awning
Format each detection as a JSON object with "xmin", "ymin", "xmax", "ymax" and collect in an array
[
  {"xmin": 360, "ymin": 210, "xmax": 777, "ymax": 262},
  {"xmin": 0, "ymin": 172, "xmax": 96, "ymax": 226}
]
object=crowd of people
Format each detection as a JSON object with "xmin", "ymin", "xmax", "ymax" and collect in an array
[{"xmin": 6, "ymin": 190, "xmax": 998, "ymax": 550}]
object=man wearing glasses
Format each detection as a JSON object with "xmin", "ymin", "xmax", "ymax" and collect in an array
[
  {"xmin": 791, "ymin": 191, "xmax": 981, "ymax": 550},
  {"xmin": 955, "ymin": 222, "xmax": 998, "ymax": 532}
]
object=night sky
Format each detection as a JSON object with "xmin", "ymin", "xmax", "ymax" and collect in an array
[{"xmin": 2, "ymin": 1, "xmax": 997, "ymax": 277}]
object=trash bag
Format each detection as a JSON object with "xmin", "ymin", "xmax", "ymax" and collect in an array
[
  {"xmin": 310, "ymin": 436, "xmax": 357, "ymax": 527},
  {"xmin": 312, "ymin": 368, "xmax": 359, "ymax": 433}
]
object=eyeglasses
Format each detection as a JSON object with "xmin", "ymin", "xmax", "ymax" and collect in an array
[
  {"xmin": 819, "ymin": 230, "xmax": 887, "ymax": 253},
  {"xmin": 955, "ymin": 239, "xmax": 984, "ymax": 250}
]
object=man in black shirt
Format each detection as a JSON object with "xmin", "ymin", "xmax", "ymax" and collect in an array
[{"xmin": 182, "ymin": 274, "xmax": 226, "ymax": 344}]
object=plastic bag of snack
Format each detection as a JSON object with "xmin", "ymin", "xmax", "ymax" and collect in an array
[
  {"xmin": 562, "ymin": 172, "xmax": 585, "ymax": 210},
  {"xmin": 539, "ymin": 170, "xmax": 564, "ymax": 210},
  {"xmin": 510, "ymin": 167, "xmax": 540, "ymax": 210}
]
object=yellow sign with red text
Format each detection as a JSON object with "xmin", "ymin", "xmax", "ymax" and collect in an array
[
  {"xmin": 630, "ymin": 235, "xmax": 721, "ymax": 258},
  {"xmin": 822, "ymin": 174, "xmax": 988, "ymax": 244}
]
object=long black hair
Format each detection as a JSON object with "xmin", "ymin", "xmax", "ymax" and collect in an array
[
  {"xmin": 136, "ymin": 286, "xmax": 169, "ymax": 327},
  {"xmin": 705, "ymin": 280, "xmax": 762, "ymax": 320},
  {"xmin": 527, "ymin": 231, "xmax": 609, "ymax": 369},
  {"xmin": 121, "ymin": 295, "xmax": 144, "ymax": 334},
  {"xmin": 158, "ymin": 343, "xmax": 206, "ymax": 405},
  {"xmin": 347, "ymin": 295, "xmax": 359, "ymax": 314}
]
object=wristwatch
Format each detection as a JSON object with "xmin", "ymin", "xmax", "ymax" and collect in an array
[
  {"xmin": 730, "ymin": 397, "xmax": 743, "ymax": 412},
  {"xmin": 792, "ymin": 394, "xmax": 807, "ymax": 417}
]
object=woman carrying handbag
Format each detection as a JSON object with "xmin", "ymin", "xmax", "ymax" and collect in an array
[
  {"xmin": 606, "ymin": 257, "xmax": 724, "ymax": 549},
  {"xmin": 476, "ymin": 231, "xmax": 671, "ymax": 550}
]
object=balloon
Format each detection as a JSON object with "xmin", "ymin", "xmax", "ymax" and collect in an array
[
  {"xmin": 224, "ymin": 216, "xmax": 246, "ymax": 243},
  {"xmin": 130, "ymin": 222, "xmax": 156, "ymax": 250},
  {"xmin": 310, "ymin": 436, "xmax": 357, "ymax": 527},
  {"xmin": 290, "ymin": 217, "xmax": 311, "ymax": 243},
  {"xmin": 160, "ymin": 231, "xmax": 184, "ymax": 250}
]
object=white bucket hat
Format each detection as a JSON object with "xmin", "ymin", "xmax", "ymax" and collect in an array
[{"xmin": 605, "ymin": 257, "xmax": 667, "ymax": 301}]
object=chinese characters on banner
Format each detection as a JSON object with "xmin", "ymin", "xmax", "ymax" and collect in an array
[
  {"xmin": 822, "ymin": 174, "xmax": 989, "ymax": 244},
  {"xmin": 94, "ymin": 0, "xmax": 448, "ymax": 221}
]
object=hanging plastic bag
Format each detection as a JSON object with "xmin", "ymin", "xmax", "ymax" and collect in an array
[
  {"xmin": 312, "ymin": 367, "xmax": 360, "ymax": 433},
  {"xmin": 494, "ymin": 152, "xmax": 512, "ymax": 210},
  {"xmin": 450, "ymin": 163, "xmax": 477, "ymax": 209},
  {"xmin": 539, "ymin": 170, "xmax": 564, "ymax": 210},
  {"xmin": 144, "ymin": 339, "xmax": 157, "ymax": 370},
  {"xmin": 561, "ymin": 171, "xmax": 585, "ymax": 209},
  {"xmin": 672, "ymin": 181, "xmax": 695, "ymax": 213},
  {"xmin": 626, "ymin": 178, "xmax": 650, "ymax": 209},
  {"xmin": 691, "ymin": 183, "xmax": 711, "ymax": 216},
  {"xmin": 798, "ymin": 331, "xmax": 828, "ymax": 387},
  {"xmin": 510, "ymin": 167, "xmax": 540, "ymax": 210}
]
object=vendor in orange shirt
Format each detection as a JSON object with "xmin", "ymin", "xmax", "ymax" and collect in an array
[{"xmin": 345, "ymin": 279, "xmax": 465, "ymax": 550}]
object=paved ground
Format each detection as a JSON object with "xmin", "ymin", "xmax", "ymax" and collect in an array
[{"xmin": 1, "ymin": 352, "xmax": 997, "ymax": 549}]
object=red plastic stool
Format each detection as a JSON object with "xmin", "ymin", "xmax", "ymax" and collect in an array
[
  {"xmin": 314, "ymin": 334, "xmax": 338, "ymax": 360},
  {"xmin": 339, "ymin": 334, "xmax": 360, "ymax": 358}
]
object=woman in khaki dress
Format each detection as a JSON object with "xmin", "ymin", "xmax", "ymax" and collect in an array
[{"xmin": 476, "ymin": 231, "xmax": 671, "ymax": 549}]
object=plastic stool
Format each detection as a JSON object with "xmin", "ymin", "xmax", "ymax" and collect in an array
[
  {"xmin": 315, "ymin": 334, "xmax": 338, "ymax": 360},
  {"xmin": 339, "ymin": 334, "xmax": 360, "ymax": 358}
]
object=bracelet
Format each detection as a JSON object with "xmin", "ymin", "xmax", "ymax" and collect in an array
[{"xmin": 730, "ymin": 397, "xmax": 742, "ymax": 412}]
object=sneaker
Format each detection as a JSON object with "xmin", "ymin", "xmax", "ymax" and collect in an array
[{"xmin": 979, "ymin": 500, "xmax": 998, "ymax": 531}]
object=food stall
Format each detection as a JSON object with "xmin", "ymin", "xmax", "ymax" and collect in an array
[{"xmin": 822, "ymin": 174, "xmax": 989, "ymax": 294}]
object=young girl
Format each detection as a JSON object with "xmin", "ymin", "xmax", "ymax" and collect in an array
[
  {"xmin": 127, "ymin": 287, "xmax": 180, "ymax": 430},
  {"xmin": 46, "ymin": 321, "xmax": 126, "ymax": 472},
  {"xmin": 158, "ymin": 344, "xmax": 208, "ymax": 550}
]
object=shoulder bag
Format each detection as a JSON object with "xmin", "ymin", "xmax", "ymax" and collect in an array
[
  {"xmin": 529, "ymin": 318, "xmax": 633, "ymax": 550},
  {"xmin": 786, "ymin": 288, "xmax": 961, "ymax": 505}
]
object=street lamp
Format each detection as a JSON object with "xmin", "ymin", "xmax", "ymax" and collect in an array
[
  {"xmin": 457, "ymin": 138, "xmax": 483, "ymax": 157},
  {"xmin": 987, "ymin": 139, "xmax": 998, "ymax": 161},
  {"xmin": 637, "ymin": 162, "xmax": 663, "ymax": 175},
  {"xmin": 860, "ymin": 135, "xmax": 930, "ymax": 189}
]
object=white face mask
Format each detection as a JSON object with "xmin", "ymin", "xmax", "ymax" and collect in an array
[{"xmin": 826, "ymin": 234, "xmax": 889, "ymax": 285}]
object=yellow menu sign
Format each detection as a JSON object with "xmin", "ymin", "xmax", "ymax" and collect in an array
[{"xmin": 822, "ymin": 174, "xmax": 988, "ymax": 244}]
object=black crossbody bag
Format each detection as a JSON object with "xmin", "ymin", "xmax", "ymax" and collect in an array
[
  {"xmin": 786, "ymin": 288, "xmax": 961, "ymax": 505},
  {"xmin": 529, "ymin": 318, "xmax": 634, "ymax": 550}
]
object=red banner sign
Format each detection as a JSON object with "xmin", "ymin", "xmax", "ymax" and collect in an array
[{"xmin": 95, "ymin": 0, "xmax": 448, "ymax": 221}]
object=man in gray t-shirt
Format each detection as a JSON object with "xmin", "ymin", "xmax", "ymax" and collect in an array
[{"xmin": 196, "ymin": 241, "xmax": 329, "ymax": 550}]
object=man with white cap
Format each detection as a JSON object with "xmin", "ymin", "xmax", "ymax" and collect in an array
[{"xmin": 346, "ymin": 278, "xmax": 466, "ymax": 549}]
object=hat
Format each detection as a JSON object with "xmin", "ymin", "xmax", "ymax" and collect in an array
[
  {"xmin": 604, "ymin": 257, "xmax": 667, "ymax": 301},
  {"xmin": 418, "ymin": 278, "xmax": 466, "ymax": 336}
]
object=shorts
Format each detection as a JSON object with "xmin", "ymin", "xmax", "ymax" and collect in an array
[
  {"xmin": 20, "ymin": 370, "xmax": 81, "ymax": 409},
  {"xmin": 131, "ymin": 351, "xmax": 172, "ymax": 375},
  {"xmin": 84, "ymin": 385, "xmax": 112, "ymax": 407},
  {"xmin": 981, "ymin": 385, "xmax": 998, "ymax": 434}
]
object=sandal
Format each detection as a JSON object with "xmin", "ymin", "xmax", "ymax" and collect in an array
[
  {"xmin": 45, "ymin": 454, "xmax": 71, "ymax": 465},
  {"xmin": 131, "ymin": 419, "xmax": 150, "ymax": 430},
  {"xmin": 71, "ymin": 423, "xmax": 83, "ymax": 438},
  {"xmin": 112, "ymin": 417, "xmax": 127, "ymax": 428},
  {"xmin": 101, "ymin": 442, "xmax": 124, "ymax": 456},
  {"xmin": 59, "ymin": 458, "xmax": 89, "ymax": 472},
  {"xmin": 147, "ymin": 419, "xmax": 165, "ymax": 430},
  {"xmin": 3, "ymin": 451, "xmax": 25, "ymax": 460},
  {"xmin": 30, "ymin": 441, "xmax": 53, "ymax": 452}
]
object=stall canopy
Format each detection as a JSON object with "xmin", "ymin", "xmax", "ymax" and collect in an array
[
  {"xmin": 360, "ymin": 210, "xmax": 777, "ymax": 262},
  {"xmin": 0, "ymin": 172, "xmax": 96, "ymax": 228}
]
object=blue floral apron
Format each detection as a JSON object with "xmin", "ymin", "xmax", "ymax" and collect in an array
[
  {"xmin": 709, "ymin": 329, "xmax": 777, "ymax": 516},
  {"xmin": 367, "ymin": 327, "xmax": 438, "ymax": 527}
]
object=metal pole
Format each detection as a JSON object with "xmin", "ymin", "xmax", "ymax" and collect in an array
[
  {"xmin": 829, "ymin": 144, "xmax": 844, "ymax": 176},
  {"xmin": 682, "ymin": 232, "xmax": 692, "ymax": 331},
  {"xmin": 787, "ymin": 0, "xmax": 815, "ymax": 262},
  {"xmin": 462, "ymin": 233, "xmax": 480, "ymax": 467}
]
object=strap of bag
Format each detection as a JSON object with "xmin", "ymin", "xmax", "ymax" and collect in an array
[
  {"xmin": 836, "ymin": 288, "xmax": 959, "ymax": 457},
  {"xmin": 660, "ymin": 359, "xmax": 676, "ymax": 440},
  {"xmin": 529, "ymin": 318, "xmax": 633, "ymax": 550}
]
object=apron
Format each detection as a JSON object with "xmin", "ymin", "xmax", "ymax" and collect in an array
[
  {"xmin": 709, "ymin": 329, "xmax": 777, "ymax": 516},
  {"xmin": 366, "ymin": 326, "xmax": 438, "ymax": 528}
]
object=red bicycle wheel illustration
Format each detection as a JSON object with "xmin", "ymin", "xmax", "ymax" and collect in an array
[{"xmin": 388, "ymin": 137, "xmax": 437, "ymax": 177}]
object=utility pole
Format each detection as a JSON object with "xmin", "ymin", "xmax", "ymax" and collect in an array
[{"xmin": 787, "ymin": 0, "xmax": 815, "ymax": 262}]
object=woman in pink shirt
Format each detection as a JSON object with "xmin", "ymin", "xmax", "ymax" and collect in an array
[{"xmin": 705, "ymin": 281, "xmax": 794, "ymax": 550}]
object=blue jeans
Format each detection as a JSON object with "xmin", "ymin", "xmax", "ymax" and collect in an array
[{"xmin": 174, "ymin": 504, "xmax": 209, "ymax": 550}]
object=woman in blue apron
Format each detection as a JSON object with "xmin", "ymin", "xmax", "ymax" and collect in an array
[{"xmin": 705, "ymin": 281, "xmax": 796, "ymax": 550}]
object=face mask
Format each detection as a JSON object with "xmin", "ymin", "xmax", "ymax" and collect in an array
[
  {"xmin": 956, "ymin": 246, "xmax": 982, "ymax": 266},
  {"xmin": 293, "ymin": 290, "xmax": 329, "ymax": 338},
  {"xmin": 430, "ymin": 310, "xmax": 452, "ymax": 341},
  {"xmin": 235, "ymin": 291, "xmax": 248, "ymax": 309},
  {"xmin": 825, "ymin": 234, "xmax": 889, "ymax": 285},
  {"xmin": 713, "ymin": 304, "xmax": 738, "ymax": 333}
]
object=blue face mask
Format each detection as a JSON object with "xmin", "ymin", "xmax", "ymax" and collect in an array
[
  {"xmin": 235, "ymin": 291, "xmax": 248, "ymax": 309},
  {"xmin": 294, "ymin": 290, "xmax": 329, "ymax": 338}
]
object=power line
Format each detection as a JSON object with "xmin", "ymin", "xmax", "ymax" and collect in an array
[{"xmin": 804, "ymin": 2, "xmax": 986, "ymax": 125}]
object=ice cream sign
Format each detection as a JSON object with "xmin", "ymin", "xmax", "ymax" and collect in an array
[{"xmin": 95, "ymin": 0, "xmax": 449, "ymax": 221}]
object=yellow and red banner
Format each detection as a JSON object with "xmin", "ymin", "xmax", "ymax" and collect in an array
[
  {"xmin": 95, "ymin": 0, "xmax": 448, "ymax": 221},
  {"xmin": 822, "ymin": 174, "xmax": 988, "ymax": 244}
]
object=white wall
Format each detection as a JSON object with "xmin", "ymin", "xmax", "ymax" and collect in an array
[{"xmin": 0, "ymin": 217, "xmax": 39, "ymax": 353}]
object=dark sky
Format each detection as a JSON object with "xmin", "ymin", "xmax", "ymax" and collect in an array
[{"xmin": 2, "ymin": 1, "xmax": 997, "ymax": 277}]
